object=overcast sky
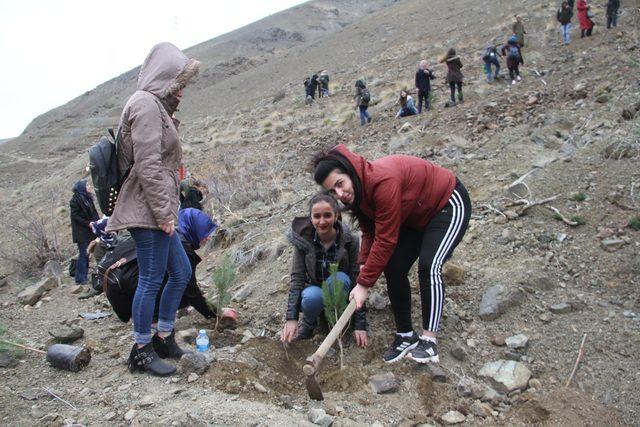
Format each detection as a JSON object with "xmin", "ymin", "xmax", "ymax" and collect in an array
[{"xmin": 0, "ymin": 0, "xmax": 307, "ymax": 139}]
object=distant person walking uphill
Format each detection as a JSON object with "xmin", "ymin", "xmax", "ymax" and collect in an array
[
  {"xmin": 502, "ymin": 35, "xmax": 524, "ymax": 85},
  {"xmin": 69, "ymin": 180, "xmax": 99, "ymax": 286},
  {"xmin": 439, "ymin": 48, "xmax": 464, "ymax": 107},
  {"xmin": 606, "ymin": 0, "xmax": 620, "ymax": 29},
  {"xmin": 312, "ymin": 145, "xmax": 471, "ymax": 364},
  {"xmin": 577, "ymin": 0, "xmax": 595, "ymax": 38},
  {"xmin": 106, "ymin": 42, "xmax": 200, "ymax": 377},
  {"xmin": 354, "ymin": 80, "xmax": 372, "ymax": 126},
  {"xmin": 557, "ymin": 2, "xmax": 574, "ymax": 45}
]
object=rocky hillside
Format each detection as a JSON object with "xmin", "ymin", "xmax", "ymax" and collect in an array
[{"xmin": 1, "ymin": 0, "xmax": 639, "ymax": 425}]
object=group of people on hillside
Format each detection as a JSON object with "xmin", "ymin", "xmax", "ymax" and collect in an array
[
  {"xmin": 303, "ymin": 70, "xmax": 330, "ymax": 103},
  {"xmin": 68, "ymin": 42, "xmax": 472, "ymax": 378},
  {"xmin": 557, "ymin": 0, "xmax": 621, "ymax": 45}
]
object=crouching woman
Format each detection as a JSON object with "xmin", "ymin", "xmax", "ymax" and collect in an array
[{"xmin": 280, "ymin": 194, "xmax": 368, "ymax": 347}]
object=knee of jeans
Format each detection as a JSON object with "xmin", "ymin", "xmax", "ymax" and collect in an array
[
  {"xmin": 173, "ymin": 262, "xmax": 192, "ymax": 286},
  {"xmin": 301, "ymin": 286, "xmax": 323, "ymax": 309}
]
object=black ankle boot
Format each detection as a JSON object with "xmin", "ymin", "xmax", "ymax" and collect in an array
[
  {"xmin": 295, "ymin": 319, "xmax": 316, "ymax": 340},
  {"xmin": 152, "ymin": 330, "xmax": 189, "ymax": 359},
  {"xmin": 128, "ymin": 343, "xmax": 176, "ymax": 376}
]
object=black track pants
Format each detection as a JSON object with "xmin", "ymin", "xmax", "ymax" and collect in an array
[{"xmin": 384, "ymin": 180, "xmax": 471, "ymax": 333}]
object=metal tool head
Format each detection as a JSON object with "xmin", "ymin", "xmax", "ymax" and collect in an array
[{"xmin": 304, "ymin": 364, "xmax": 324, "ymax": 401}]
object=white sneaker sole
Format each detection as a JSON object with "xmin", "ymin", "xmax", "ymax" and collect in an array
[
  {"xmin": 384, "ymin": 341, "xmax": 418, "ymax": 364},
  {"xmin": 409, "ymin": 354, "xmax": 440, "ymax": 364}
]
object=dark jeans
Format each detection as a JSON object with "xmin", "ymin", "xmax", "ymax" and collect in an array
[
  {"xmin": 449, "ymin": 82, "xmax": 463, "ymax": 102},
  {"xmin": 75, "ymin": 242, "xmax": 89, "ymax": 284},
  {"xmin": 509, "ymin": 65, "xmax": 521, "ymax": 80},
  {"xmin": 417, "ymin": 89, "xmax": 430, "ymax": 113},
  {"xmin": 130, "ymin": 228, "xmax": 192, "ymax": 345},
  {"xmin": 581, "ymin": 27, "xmax": 593, "ymax": 37},
  {"xmin": 606, "ymin": 14, "xmax": 617, "ymax": 29},
  {"xmin": 384, "ymin": 180, "xmax": 471, "ymax": 333},
  {"xmin": 359, "ymin": 105, "xmax": 371, "ymax": 125}
]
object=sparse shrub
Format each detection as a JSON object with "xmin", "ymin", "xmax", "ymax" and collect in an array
[
  {"xmin": 629, "ymin": 216, "xmax": 640, "ymax": 230},
  {"xmin": 571, "ymin": 192, "xmax": 587, "ymax": 202},
  {"xmin": 262, "ymin": 121, "xmax": 272, "ymax": 128},
  {"xmin": 262, "ymin": 128, "xmax": 271, "ymax": 134},
  {"xmin": 570, "ymin": 215, "xmax": 586, "ymax": 225}
]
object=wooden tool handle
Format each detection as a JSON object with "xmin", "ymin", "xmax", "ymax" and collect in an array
[
  {"xmin": 307, "ymin": 299, "xmax": 357, "ymax": 368},
  {"xmin": 0, "ymin": 339, "xmax": 46, "ymax": 354}
]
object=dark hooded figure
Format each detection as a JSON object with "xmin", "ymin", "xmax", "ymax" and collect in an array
[{"xmin": 69, "ymin": 180, "xmax": 99, "ymax": 285}]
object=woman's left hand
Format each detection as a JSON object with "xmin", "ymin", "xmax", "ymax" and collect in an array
[
  {"xmin": 354, "ymin": 330, "xmax": 368, "ymax": 348},
  {"xmin": 349, "ymin": 284, "xmax": 369, "ymax": 310}
]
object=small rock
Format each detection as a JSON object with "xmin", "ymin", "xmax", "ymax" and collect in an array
[
  {"xmin": 31, "ymin": 405, "xmax": 45, "ymax": 419},
  {"xmin": 456, "ymin": 377, "xmax": 474, "ymax": 397},
  {"xmin": 505, "ymin": 334, "xmax": 529, "ymax": 350},
  {"xmin": 440, "ymin": 410, "xmax": 466, "ymax": 424},
  {"xmin": 0, "ymin": 276, "xmax": 8, "ymax": 288},
  {"xmin": 399, "ymin": 122, "xmax": 413, "ymax": 133},
  {"xmin": 187, "ymin": 373, "xmax": 199, "ymax": 383},
  {"xmin": 419, "ymin": 363, "xmax": 447, "ymax": 383},
  {"xmin": 368, "ymin": 292, "xmax": 387, "ymax": 310},
  {"xmin": 179, "ymin": 352, "xmax": 210, "ymax": 375},
  {"xmin": 0, "ymin": 352, "xmax": 18, "ymax": 368},
  {"xmin": 470, "ymin": 401, "xmax": 493, "ymax": 418},
  {"xmin": 450, "ymin": 346, "xmax": 466, "ymax": 361},
  {"xmin": 369, "ymin": 372, "xmax": 398, "ymax": 394},
  {"xmin": 17, "ymin": 281, "xmax": 47, "ymax": 306},
  {"xmin": 478, "ymin": 360, "xmax": 531, "ymax": 393},
  {"xmin": 124, "ymin": 409, "xmax": 137, "ymax": 421},
  {"xmin": 538, "ymin": 313, "xmax": 553, "ymax": 323},
  {"xmin": 621, "ymin": 108, "xmax": 636, "ymax": 120},
  {"xmin": 530, "ymin": 276, "xmax": 555, "ymax": 291},
  {"xmin": 253, "ymin": 382, "xmax": 267, "ymax": 393},
  {"xmin": 232, "ymin": 283, "xmax": 255, "ymax": 302},
  {"xmin": 103, "ymin": 412, "xmax": 117, "ymax": 421},
  {"xmin": 549, "ymin": 302, "xmax": 572, "ymax": 314},
  {"xmin": 48, "ymin": 325, "xmax": 84, "ymax": 344},
  {"xmin": 600, "ymin": 239, "xmax": 626, "ymax": 252},
  {"xmin": 176, "ymin": 328, "xmax": 198, "ymax": 344},
  {"xmin": 479, "ymin": 285, "xmax": 526, "ymax": 320},
  {"xmin": 491, "ymin": 334, "xmax": 506, "ymax": 346},
  {"xmin": 504, "ymin": 350, "xmax": 522, "ymax": 361},
  {"xmin": 494, "ymin": 215, "xmax": 508, "ymax": 225},
  {"xmin": 526, "ymin": 96, "xmax": 538, "ymax": 106},
  {"xmin": 308, "ymin": 408, "xmax": 334, "ymax": 426},
  {"xmin": 138, "ymin": 395, "xmax": 155, "ymax": 408},
  {"xmin": 528, "ymin": 378, "xmax": 542, "ymax": 390},
  {"xmin": 443, "ymin": 263, "xmax": 465, "ymax": 286},
  {"xmin": 595, "ymin": 94, "xmax": 609, "ymax": 104}
]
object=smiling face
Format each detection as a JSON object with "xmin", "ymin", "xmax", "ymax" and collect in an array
[
  {"xmin": 322, "ymin": 170, "xmax": 355, "ymax": 205},
  {"xmin": 310, "ymin": 200, "xmax": 337, "ymax": 238}
]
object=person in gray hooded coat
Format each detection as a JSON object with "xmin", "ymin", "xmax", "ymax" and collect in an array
[
  {"xmin": 281, "ymin": 194, "xmax": 368, "ymax": 347},
  {"xmin": 107, "ymin": 42, "xmax": 200, "ymax": 377}
]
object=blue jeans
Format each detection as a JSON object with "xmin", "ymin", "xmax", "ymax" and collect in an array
[
  {"xmin": 75, "ymin": 242, "xmax": 89, "ymax": 284},
  {"xmin": 130, "ymin": 228, "xmax": 192, "ymax": 345},
  {"xmin": 561, "ymin": 23, "xmax": 571, "ymax": 44},
  {"xmin": 358, "ymin": 106, "xmax": 371, "ymax": 126},
  {"xmin": 300, "ymin": 272, "xmax": 351, "ymax": 325},
  {"xmin": 484, "ymin": 57, "xmax": 500, "ymax": 81}
]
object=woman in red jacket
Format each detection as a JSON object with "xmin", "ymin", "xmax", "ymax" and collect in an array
[
  {"xmin": 577, "ymin": 0, "xmax": 594, "ymax": 38},
  {"xmin": 313, "ymin": 145, "xmax": 471, "ymax": 364}
]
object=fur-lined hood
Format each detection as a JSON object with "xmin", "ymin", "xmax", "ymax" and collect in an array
[{"xmin": 137, "ymin": 42, "xmax": 200, "ymax": 99}]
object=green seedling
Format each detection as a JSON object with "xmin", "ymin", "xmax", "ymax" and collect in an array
[{"xmin": 571, "ymin": 192, "xmax": 587, "ymax": 202}]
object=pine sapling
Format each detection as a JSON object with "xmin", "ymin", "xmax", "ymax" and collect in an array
[
  {"xmin": 322, "ymin": 263, "xmax": 349, "ymax": 369},
  {"xmin": 211, "ymin": 253, "xmax": 235, "ymax": 333}
]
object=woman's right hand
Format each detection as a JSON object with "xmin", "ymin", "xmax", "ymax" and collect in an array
[
  {"xmin": 281, "ymin": 320, "xmax": 299, "ymax": 343},
  {"xmin": 160, "ymin": 220, "xmax": 175, "ymax": 236}
]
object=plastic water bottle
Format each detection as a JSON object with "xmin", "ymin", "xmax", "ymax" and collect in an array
[{"xmin": 195, "ymin": 329, "xmax": 209, "ymax": 352}]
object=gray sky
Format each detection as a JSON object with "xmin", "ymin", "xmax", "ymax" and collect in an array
[{"xmin": 0, "ymin": 0, "xmax": 307, "ymax": 139}]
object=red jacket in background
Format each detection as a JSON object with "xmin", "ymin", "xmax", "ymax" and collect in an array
[
  {"xmin": 577, "ymin": 0, "xmax": 594, "ymax": 29},
  {"xmin": 333, "ymin": 144, "xmax": 456, "ymax": 287}
]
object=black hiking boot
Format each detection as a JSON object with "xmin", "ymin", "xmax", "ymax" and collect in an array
[
  {"xmin": 383, "ymin": 332, "xmax": 419, "ymax": 363},
  {"xmin": 408, "ymin": 338, "xmax": 439, "ymax": 363},
  {"xmin": 295, "ymin": 319, "xmax": 316, "ymax": 340},
  {"xmin": 458, "ymin": 93, "xmax": 464, "ymax": 103},
  {"xmin": 152, "ymin": 330, "xmax": 189, "ymax": 359},
  {"xmin": 128, "ymin": 343, "xmax": 176, "ymax": 377}
]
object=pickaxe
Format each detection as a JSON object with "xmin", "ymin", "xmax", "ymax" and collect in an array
[{"xmin": 303, "ymin": 299, "xmax": 357, "ymax": 400}]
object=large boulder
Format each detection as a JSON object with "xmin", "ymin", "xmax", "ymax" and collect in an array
[{"xmin": 478, "ymin": 360, "xmax": 531, "ymax": 393}]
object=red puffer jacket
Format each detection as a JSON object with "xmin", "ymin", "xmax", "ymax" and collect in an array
[
  {"xmin": 333, "ymin": 144, "xmax": 456, "ymax": 287},
  {"xmin": 577, "ymin": 0, "xmax": 594, "ymax": 30}
]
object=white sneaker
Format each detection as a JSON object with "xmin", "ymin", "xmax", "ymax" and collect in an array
[
  {"xmin": 517, "ymin": 75, "xmax": 522, "ymax": 81},
  {"xmin": 512, "ymin": 80, "xmax": 516, "ymax": 85}
]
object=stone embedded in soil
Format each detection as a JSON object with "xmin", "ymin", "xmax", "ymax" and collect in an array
[
  {"xmin": 308, "ymin": 408, "xmax": 334, "ymax": 426},
  {"xmin": 443, "ymin": 263, "xmax": 465, "ymax": 286},
  {"xmin": 232, "ymin": 283, "xmax": 255, "ymax": 302},
  {"xmin": 504, "ymin": 350, "xmax": 522, "ymax": 361},
  {"xmin": 138, "ymin": 395, "xmax": 155, "ymax": 408},
  {"xmin": 471, "ymin": 401, "xmax": 493, "ymax": 418},
  {"xmin": 478, "ymin": 285, "xmax": 526, "ymax": 320},
  {"xmin": 600, "ymin": 238, "xmax": 626, "ymax": 252},
  {"xmin": 538, "ymin": 313, "xmax": 553, "ymax": 323},
  {"xmin": 253, "ymin": 382, "xmax": 267, "ymax": 393},
  {"xmin": 124, "ymin": 409, "xmax": 137, "ymax": 421},
  {"xmin": 17, "ymin": 281, "xmax": 48, "ymax": 306},
  {"xmin": 368, "ymin": 292, "xmax": 387, "ymax": 310},
  {"xmin": 187, "ymin": 373, "xmax": 199, "ymax": 383},
  {"xmin": 528, "ymin": 378, "xmax": 542, "ymax": 390},
  {"xmin": 369, "ymin": 372, "xmax": 398, "ymax": 394},
  {"xmin": 48, "ymin": 324, "xmax": 84, "ymax": 344},
  {"xmin": 0, "ymin": 352, "xmax": 18, "ymax": 368},
  {"xmin": 491, "ymin": 334, "xmax": 506, "ymax": 346},
  {"xmin": 450, "ymin": 345, "xmax": 466, "ymax": 361},
  {"xmin": 179, "ymin": 352, "xmax": 210, "ymax": 375},
  {"xmin": 506, "ymin": 334, "xmax": 529, "ymax": 350},
  {"xmin": 0, "ymin": 276, "xmax": 8, "ymax": 288},
  {"xmin": 440, "ymin": 410, "xmax": 466, "ymax": 424},
  {"xmin": 478, "ymin": 360, "xmax": 532, "ymax": 393},
  {"xmin": 419, "ymin": 363, "xmax": 447, "ymax": 383},
  {"xmin": 549, "ymin": 302, "xmax": 572, "ymax": 314},
  {"xmin": 177, "ymin": 328, "xmax": 198, "ymax": 344},
  {"xmin": 456, "ymin": 377, "xmax": 475, "ymax": 397},
  {"xmin": 70, "ymin": 285, "xmax": 84, "ymax": 294}
]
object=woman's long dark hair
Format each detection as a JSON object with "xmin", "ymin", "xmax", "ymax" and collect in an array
[{"xmin": 311, "ymin": 148, "xmax": 373, "ymax": 230}]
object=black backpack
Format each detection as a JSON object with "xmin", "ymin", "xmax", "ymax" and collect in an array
[
  {"xmin": 362, "ymin": 88, "xmax": 371, "ymax": 104},
  {"xmin": 88, "ymin": 128, "xmax": 131, "ymax": 216}
]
